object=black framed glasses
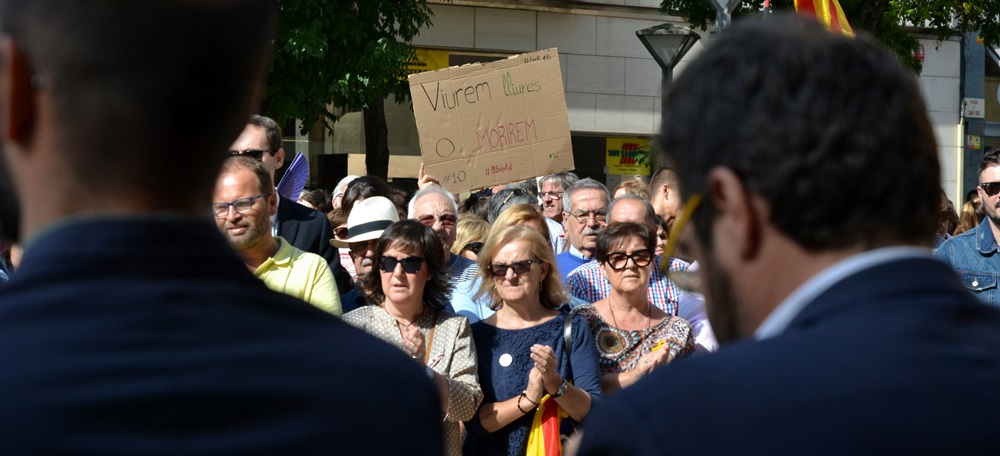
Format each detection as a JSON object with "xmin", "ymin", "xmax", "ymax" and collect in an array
[
  {"xmin": 229, "ymin": 149, "xmax": 274, "ymax": 161},
  {"xmin": 569, "ymin": 209, "xmax": 608, "ymax": 224},
  {"xmin": 490, "ymin": 259, "xmax": 539, "ymax": 277},
  {"xmin": 417, "ymin": 213, "xmax": 457, "ymax": 228},
  {"xmin": 661, "ymin": 194, "xmax": 702, "ymax": 293},
  {"xmin": 463, "ymin": 242, "xmax": 484, "ymax": 254},
  {"xmin": 212, "ymin": 193, "xmax": 271, "ymax": 218},
  {"xmin": 606, "ymin": 249, "xmax": 653, "ymax": 271},
  {"xmin": 333, "ymin": 227, "xmax": 349, "ymax": 240},
  {"xmin": 379, "ymin": 255, "xmax": 425, "ymax": 274},
  {"xmin": 981, "ymin": 182, "xmax": 1000, "ymax": 197}
]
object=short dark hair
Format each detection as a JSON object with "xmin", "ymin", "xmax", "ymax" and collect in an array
[
  {"xmin": 342, "ymin": 176, "xmax": 395, "ymax": 219},
  {"xmin": 248, "ymin": 114, "xmax": 283, "ymax": 154},
  {"xmin": 362, "ymin": 220, "xmax": 451, "ymax": 310},
  {"xmin": 979, "ymin": 147, "xmax": 1000, "ymax": 177},
  {"xmin": 661, "ymin": 16, "xmax": 940, "ymax": 250},
  {"xmin": 648, "ymin": 167, "xmax": 678, "ymax": 195},
  {"xmin": 220, "ymin": 155, "xmax": 274, "ymax": 195},
  {"xmin": 0, "ymin": 0, "xmax": 276, "ymax": 209},
  {"xmin": 595, "ymin": 222, "xmax": 657, "ymax": 265},
  {"xmin": 488, "ymin": 188, "xmax": 537, "ymax": 223},
  {"xmin": 299, "ymin": 189, "xmax": 333, "ymax": 214}
]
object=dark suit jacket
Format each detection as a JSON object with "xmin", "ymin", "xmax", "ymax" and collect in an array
[
  {"xmin": 276, "ymin": 194, "xmax": 353, "ymax": 295},
  {"xmin": 0, "ymin": 218, "xmax": 443, "ymax": 454},
  {"xmin": 578, "ymin": 255, "xmax": 1000, "ymax": 455}
]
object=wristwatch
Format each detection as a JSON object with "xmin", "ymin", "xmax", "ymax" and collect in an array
[{"xmin": 550, "ymin": 379, "xmax": 569, "ymax": 398}]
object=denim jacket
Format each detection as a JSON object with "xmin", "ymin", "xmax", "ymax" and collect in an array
[{"xmin": 935, "ymin": 218, "xmax": 1000, "ymax": 306}]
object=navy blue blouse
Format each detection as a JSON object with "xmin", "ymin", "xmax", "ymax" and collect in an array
[{"xmin": 465, "ymin": 313, "xmax": 603, "ymax": 455}]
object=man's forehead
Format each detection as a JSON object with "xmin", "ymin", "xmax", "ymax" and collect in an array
[
  {"xmin": 570, "ymin": 189, "xmax": 607, "ymax": 208},
  {"xmin": 541, "ymin": 180, "xmax": 562, "ymax": 190},
  {"xmin": 414, "ymin": 193, "xmax": 455, "ymax": 215}
]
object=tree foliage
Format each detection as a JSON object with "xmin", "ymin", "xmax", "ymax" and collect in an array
[
  {"xmin": 264, "ymin": 0, "xmax": 433, "ymax": 133},
  {"xmin": 660, "ymin": 0, "xmax": 1000, "ymax": 74}
]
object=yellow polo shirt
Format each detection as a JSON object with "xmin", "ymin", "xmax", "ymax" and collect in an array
[{"xmin": 254, "ymin": 237, "xmax": 342, "ymax": 316}]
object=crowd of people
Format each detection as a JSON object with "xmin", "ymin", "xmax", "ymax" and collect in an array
[{"xmin": 1, "ymin": 1, "xmax": 999, "ymax": 454}]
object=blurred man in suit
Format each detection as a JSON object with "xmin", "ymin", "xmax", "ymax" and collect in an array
[
  {"xmin": 576, "ymin": 16, "xmax": 1000, "ymax": 455},
  {"xmin": 0, "ymin": 0, "xmax": 442, "ymax": 453}
]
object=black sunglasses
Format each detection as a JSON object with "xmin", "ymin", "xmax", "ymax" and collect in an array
[
  {"xmin": 981, "ymin": 182, "xmax": 1000, "ymax": 197},
  {"xmin": 463, "ymin": 242, "xmax": 484, "ymax": 255},
  {"xmin": 379, "ymin": 255, "xmax": 425, "ymax": 274},
  {"xmin": 606, "ymin": 249, "xmax": 653, "ymax": 271},
  {"xmin": 229, "ymin": 149, "xmax": 273, "ymax": 161},
  {"xmin": 490, "ymin": 259, "xmax": 539, "ymax": 277}
]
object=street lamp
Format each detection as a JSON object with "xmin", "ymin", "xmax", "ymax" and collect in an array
[
  {"xmin": 636, "ymin": 23, "xmax": 701, "ymax": 110},
  {"xmin": 708, "ymin": 0, "xmax": 743, "ymax": 30}
]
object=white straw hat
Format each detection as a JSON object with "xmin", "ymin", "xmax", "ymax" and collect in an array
[{"xmin": 330, "ymin": 196, "xmax": 399, "ymax": 248}]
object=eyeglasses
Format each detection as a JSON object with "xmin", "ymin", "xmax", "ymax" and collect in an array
[
  {"xmin": 334, "ymin": 227, "xmax": 349, "ymax": 240},
  {"xmin": 417, "ymin": 213, "xmax": 457, "ymax": 228},
  {"xmin": 541, "ymin": 191, "xmax": 563, "ymax": 200},
  {"xmin": 229, "ymin": 149, "xmax": 275, "ymax": 161},
  {"xmin": 379, "ymin": 255, "xmax": 425, "ymax": 274},
  {"xmin": 981, "ymin": 182, "xmax": 1000, "ymax": 197},
  {"xmin": 661, "ymin": 194, "xmax": 702, "ymax": 293},
  {"xmin": 463, "ymin": 242, "xmax": 484, "ymax": 255},
  {"xmin": 606, "ymin": 249, "xmax": 653, "ymax": 271},
  {"xmin": 490, "ymin": 259, "xmax": 539, "ymax": 277},
  {"xmin": 569, "ymin": 210, "xmax": 608, "ymax": 224},
  {"xmin": 212, "ymin": 193, "xmax": 271, "ymax": 218}
]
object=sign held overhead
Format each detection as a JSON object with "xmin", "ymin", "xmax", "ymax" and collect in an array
[{"xmin": 408, "ymin": 48, "xmax": 574, "ymax": 194}]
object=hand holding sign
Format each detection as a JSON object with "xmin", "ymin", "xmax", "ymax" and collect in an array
[{"xmin": 408, "ymin": 48, "xmax": 574, "ymax": 194}]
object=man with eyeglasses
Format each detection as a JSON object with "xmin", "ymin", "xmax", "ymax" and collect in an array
[
  {"xmin": 936, "ymin": 147, "xmax": 1000, "ymax": 306},
  {"xmin": 576, "ymin": 17, "xmax": 1000, "ymax": 455},
  {"xmin": 230, "ymin": 114, "xmax": 352, "ymax": 297},
  {"xmin": 539, "ymin": 172, "xmax": 578, "ymax": 253},
  {"xmin": 332, "ymin": 196, "xmax": 399, "ymax": 313},
  {"xmin": 409, "ymin": 185, "xmax": 494, "ymax": 322},
  {"xmin": 555, "ymin": 178, "xmax": 611, "ymax": 284},
  {"xmin": 214, "ymin": 156, "xmax": 341, "ymax": 316}
]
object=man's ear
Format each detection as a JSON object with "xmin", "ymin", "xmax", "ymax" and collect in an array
[
  {"xmin": 705, "ymin": 167, "xmax": 762, "ymax": 261},
  {"xmin": 268, "ymin": 191, "xmax": 278, "ymax": 217},
  {"xmin": 1, "ymin": 38, "xmax": 36, "ymax": 146},
  {"xmin": 660, "ymin": 183, "xmax": 671, "ymax": 200},
  {"xmin": 273, "ymin": 147, "xmax": 285, "ymax": 171}
]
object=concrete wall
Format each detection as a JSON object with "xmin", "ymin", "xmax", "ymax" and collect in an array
[{"xmin": 916, "ymin": 37, "xmax": 963, "ymax": 204}]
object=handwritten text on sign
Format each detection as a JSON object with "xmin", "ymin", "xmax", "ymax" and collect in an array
[{"xmin": 408, "ymin": 48, "xmax": 573, "ymax": 194}]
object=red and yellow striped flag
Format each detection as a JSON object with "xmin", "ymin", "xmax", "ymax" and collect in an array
[{"xmin": 794, "ymin": 0, "xmax": 854, "ymax": 37}]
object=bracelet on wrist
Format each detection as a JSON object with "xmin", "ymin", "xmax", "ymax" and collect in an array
[
  {"xmin": 516, "ymin": 394, "xmax": 532, "ymax": 414},
  {"xmin": 521, "ymin": 391, "xmax": 539, "ymax": 406}
]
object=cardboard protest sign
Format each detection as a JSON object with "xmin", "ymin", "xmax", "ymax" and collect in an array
[{"xmin": 408, "ymin": 48, "xmax": 574, "ymax": 193}]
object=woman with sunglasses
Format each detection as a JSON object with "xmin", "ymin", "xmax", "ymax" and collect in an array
[
  {"xmin": 343, "ymin": 220, "xmax": 483, "ymax": 456},
  {"xmin": 575, "ymin": 222, "xmax": 693, "ymax": 395},
  {"xmin": 464, "ymin": 225, "xmax": 602, "ymax": 456},
  {"xmin": 453, "ymin": 216, "xmax": 489, "ymax": 261}
]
